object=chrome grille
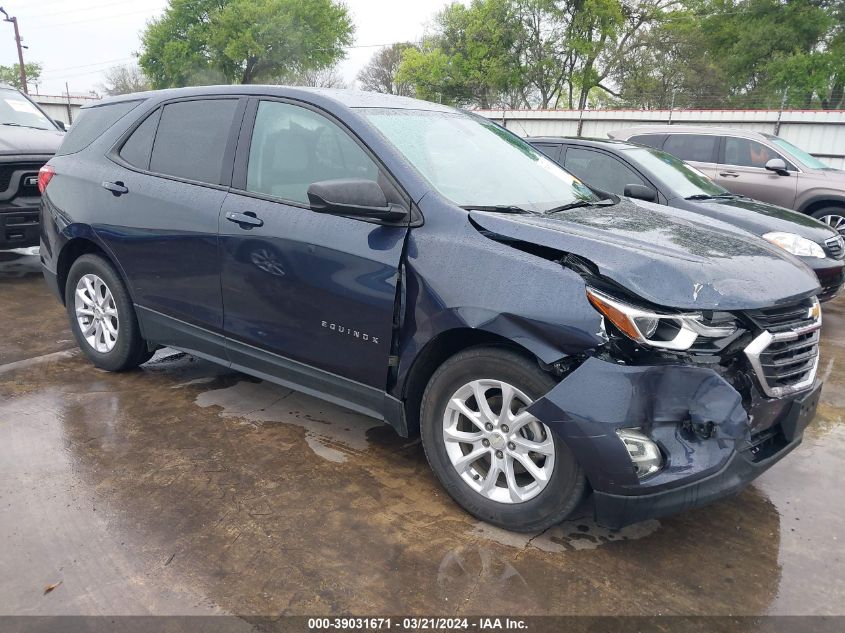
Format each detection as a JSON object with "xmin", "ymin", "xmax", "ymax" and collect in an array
[
  {"xmin": 825, "ymin": 235, "xmax": 845, "ymax": 260},
  {"xmin": 744, "ymin": 298, "xmax": 821, "ymax": 398}
]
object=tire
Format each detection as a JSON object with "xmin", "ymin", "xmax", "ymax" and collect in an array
[
  {"xmin": 810, "ymin": 207, "xmax": 845, "ymax": 235},
  {"xmin": 65, "ymin": 254, "xmax": 153, "ymax": 371},
  {"xmin": 420, "ymin": 346, "xmax": 586, "ymax": 532}
]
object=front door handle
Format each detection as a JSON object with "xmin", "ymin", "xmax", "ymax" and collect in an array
[
  {"xmin": 225, "ymin": 211, "xmax": 264, "ymax": 228},
  {"xmin": 719, "ymin": 171, "xmax": 739, "ymax": 178},
  {"xmin": 102, "ymin": 181, "xmax": 128, "ymax": 196}
]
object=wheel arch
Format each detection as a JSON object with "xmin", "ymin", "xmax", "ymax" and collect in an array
[
  {"xmin": 798, "ymin": 196, "xmax": 845, "ymax": 216},
  {"xmin": 56, "ymin": 236, "xmax": 128, "ymax": 306},
  {"xmin": 399, "ymin": 327, "xmax": 555, "ymax": 438}
]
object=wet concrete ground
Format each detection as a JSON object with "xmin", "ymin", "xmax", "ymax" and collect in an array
[{"xmin": 1, "ymin": 247, "xmax": 844, "ymax": 617}]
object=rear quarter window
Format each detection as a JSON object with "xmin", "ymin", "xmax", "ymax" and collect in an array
[
  {"xmin": 628, "ymin": 134, "xmax": 666, "ymax": 149},
  {"xmin": 55, "ymin": 100, "xmax": 140, "ymax": 156}
]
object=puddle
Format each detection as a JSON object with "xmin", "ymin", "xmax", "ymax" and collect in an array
[
  {"xmin": 195, "ymin": 379, "xmax": 379, "ymax": 463},
  {"xmin": 471, "ymin": 516, "xmax": 660, "ymax": 552}
]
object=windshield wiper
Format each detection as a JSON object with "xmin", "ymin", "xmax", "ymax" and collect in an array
[
  {"xmin": 543, "ymin": 198, "xmax": 616, "ymax": 214},
  {"xmin": 685, "ymin": 193, "xmax": 738, "ymax": 201},
  {"xmin": 1, "ymin": 122, "xmax": 50, "ymax": 130},
  {"xmin": 461, "ymin": 205, "xmax": 536, "ymax": 215}
]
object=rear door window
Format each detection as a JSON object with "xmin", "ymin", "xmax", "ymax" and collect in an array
[
  {"xmin": 149, "ymin": 99, "xmax": 239, "ymax": 184},
  {"xmin": 245, "ymin": 100, "xmax": 379, "ymax": 204},
  {"xmin": 56, "ymin": 101, "xmax": 140, "ymax": 156},
  {"xmin": 663, "ymin": 134, "xmax": 718, "ymax": 163},
  {"xmin": 563, "ymin": 147, "xmax": 645, "ymax": 195}
]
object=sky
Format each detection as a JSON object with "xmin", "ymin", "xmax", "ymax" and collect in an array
[{"xmin": 0, "ymin": 0, "xmax": 459, "ymax": 97}]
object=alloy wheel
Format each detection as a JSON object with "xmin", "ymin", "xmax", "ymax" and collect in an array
[
  {"xmin": 74, "ymin": 273, "xmax": 119, "ymax": 353},
  {"xmin": 442, "ymin": 379, "xmax": 555, "ymax": 504},
  {"xmin": 819, "ymin": 214, "xmax": 845, "ymax": 235}
]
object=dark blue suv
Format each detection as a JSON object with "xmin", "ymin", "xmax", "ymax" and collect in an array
[{"xmin": 39, "ymin": 87, "xmax": 824, "ymax": 532}]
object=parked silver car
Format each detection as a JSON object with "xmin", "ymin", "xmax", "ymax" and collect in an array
[{"xmin": 608, "ymin": 125, "xmax": 845, "ymax": 234}]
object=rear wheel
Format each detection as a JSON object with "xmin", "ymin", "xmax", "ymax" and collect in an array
[
  {"xmin": 65, "ymin": 254, "xmax": 153, "ymax": 371},
  {"xmin": 420, "ymin": 347, "xmax": 586, "ymax": 532},
  {"xmin": 811, "ymin": 207, "xmax": 845, "ymax": 235}
]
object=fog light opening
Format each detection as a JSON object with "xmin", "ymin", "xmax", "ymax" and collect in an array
[{"xmin": 616, "ymin": 428, "xmax": 664, "ymax": 479}]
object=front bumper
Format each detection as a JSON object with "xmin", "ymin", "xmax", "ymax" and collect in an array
[
  {"xmin": 0, "ymin": 200, "xmax": 40, "ymax": 250},
  {"xmin": 802, "ymin": 255, "xmax": 844, "ymax": 302},
  {"xmin": 528, "ymin": 357, "xmax": 821, "ymax": 528}
]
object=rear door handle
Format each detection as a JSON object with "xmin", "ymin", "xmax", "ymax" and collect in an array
[
  {"xmin": 719, "ymin": 171, "xmax": 739, "ymax": 178},
  {"xmin": 102, "ymin": 181, "xmax": 128, "ymax": 195},
  {"xmin": 225, "ymin": 211, "xmax": 264, "ymax": 228}
]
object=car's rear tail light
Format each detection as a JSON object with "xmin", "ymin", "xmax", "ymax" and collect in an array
[{"xmin": 38, "ymin": 164, "xmax": 55, "ymax": 194}]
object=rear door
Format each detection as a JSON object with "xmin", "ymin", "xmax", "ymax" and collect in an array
[
  {"xmin": 105, "ymin": 96, "xmax": 245, "ymax": 355},
  {"xmin": 219, "ymin": 98, "xmax": 410, "ymax": 392},
  {"xmin": 662, "ymin": 133, "xmax": 720, "ymax": 179},
  {"xmin": 715, "ymin": 135, "xmax": 798, "ymax": 208}
]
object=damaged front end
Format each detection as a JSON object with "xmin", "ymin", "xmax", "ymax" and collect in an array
[{"xmin": 528, "ymin": 284, "xmax": 823, "ymax": 529}]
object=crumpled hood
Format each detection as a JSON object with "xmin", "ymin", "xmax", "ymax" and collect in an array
[
  {"xmin": 675, "ymin": 196, "xmax": 838, "ymax": 244},
  {"xmin": 470, "ymin": 197, "xmax": 820, "ymax": 310},
  {"xmin": 0, "ymin": 126, "xmax": 63, "ymax": 155}
]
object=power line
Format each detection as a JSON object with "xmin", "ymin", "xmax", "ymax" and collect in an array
[{"xmin": 39, "ymin": 57, "xmax": 135, "ymax": 75}]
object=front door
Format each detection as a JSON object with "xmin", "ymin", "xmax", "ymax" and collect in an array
[
  {"xmin": 219, "ymin": 99, "xmax": 409, "ymax": 391},
  {"xmin": 715, "ymin": 136, "xmax": 798, "ymax": 208}
]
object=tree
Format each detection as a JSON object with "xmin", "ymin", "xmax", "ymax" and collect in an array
[
  {"xmin": 398, "ymin": 0, "xmax": 522, "ymax": 108},
  {"xmin": 0, "ymin": 62, "xmax": 41, "ymax": 91},
  {"xmin": 357, "ymin": 43, "xmax": 417, "ymax": 96},
  {"xmin": 139, "ymin": 0, "xmax": 354, "ymax": 88},
  {"xmin": 100, "ymin": 64, "xmax": 151, "ymax": 96},
  {"xmin": 279, "ymin": 66, "xmax": 348, "ymax": 88}
]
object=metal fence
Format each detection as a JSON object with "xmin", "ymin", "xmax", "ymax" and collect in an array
[{"xmin": 476, "ymin": 108, "xmax": 845, "ymax": 170}]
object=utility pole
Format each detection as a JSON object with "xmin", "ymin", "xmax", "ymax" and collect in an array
[{"xmin": 0, "ymin": 7, "xmax": 27, "ymax": 93}]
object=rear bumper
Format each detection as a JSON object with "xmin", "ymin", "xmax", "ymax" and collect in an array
[
  {"xmin": 0, "ymin": 201, "xmax": 39, "ymax": 250},
  {"xmin": 528, "ymin": 357, "xmax": 821, "ymax": 528}
]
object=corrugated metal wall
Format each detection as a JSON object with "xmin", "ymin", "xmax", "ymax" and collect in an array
[
  {"xmin": 476, "ymin": 109, "xmax": 845, "ymax": 169},
  {"xmin": 32, "ymin": 94, "xmax": 98, "ymax": 126}
]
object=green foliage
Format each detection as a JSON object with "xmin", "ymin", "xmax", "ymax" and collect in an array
[
  {"xmin": 139, "ymin": 0, "xmax": 354, "ymax": 88},
  {"xmin": 616, "ymin": 0, "xmax": 845, "ymax": 110},
  {"xmin": 0, "ymin": 63, "xmax": 42, "ymax": 91},
  {"xmin": 397, "ymin": 0, "xmax": 522, "ymax": 107}
]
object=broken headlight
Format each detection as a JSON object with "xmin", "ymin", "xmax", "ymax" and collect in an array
[{"xmin": 586, "ymin": 287, "xmax": 737, "ymax": 351}]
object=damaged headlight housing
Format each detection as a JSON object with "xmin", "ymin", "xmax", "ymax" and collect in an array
[
  {"xmin": 586, "ymin": 287, "xmax": 737, "ymax": 351},
  {"xmin": 616, "ymin": 428, "xmax": 663, "ymax": 478},
  {"xmin": 763, "ymin": 232, "xmax": 825, "ymax": 259}
]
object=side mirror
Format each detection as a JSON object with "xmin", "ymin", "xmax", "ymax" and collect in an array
[
  {"xmin": 307, "ymin": 179, "xmax": 407, "ymax": 222},
  {"xmin": 53, "ymin": 119, "xmax": 67, "ymax": 132},
  {"xmin": 765, "ymin": 158, "xmax": 789, "ymax": 175},
  {"xmin": 624, "ymin": 183, "xmax": 657, "ymax": 202}
]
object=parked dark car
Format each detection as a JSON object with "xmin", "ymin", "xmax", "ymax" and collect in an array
[
  {"xmin": 0, "ymin": 83, "xmax": 64, "ymax": 250},
  {"xmin": 607, "ymin": 125, "xmax": 845, "ymax": 234},
  {"xmin": 530, "ymin": 136, "xmax": 845, "ymax": 301},
  {"xmin": 40, "ymin": 87, "xmax": 824, "ymax": 532}
]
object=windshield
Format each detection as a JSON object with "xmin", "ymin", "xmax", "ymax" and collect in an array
[
  {"xmin": 765, "ymin": 135, "xmax": 831, "ymax": 170},
  {"xmin": 361, "ymin": 108, "xmax": 598, "ymax": 212},
  {"xmin": 626, "ymin": 147, "xmax": 728, "ymax": 198},
  {"xmin": 0, "ymin": 89, "xmax": 56, "ymax": 130}
]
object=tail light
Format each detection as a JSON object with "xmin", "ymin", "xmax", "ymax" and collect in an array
[{"xmin": 38, "ymin": 164, "xmax": 55, "ymax": 194}]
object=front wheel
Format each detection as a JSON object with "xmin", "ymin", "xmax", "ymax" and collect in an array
[
  {"xmin": 420, "ymin": 347, "xmax": 586, "ymax": 532},
  {"xmin": 811, "ymin": 207, "xmax": 845, "ymax": 235},
  {"xmin": 65, "ymin": 254, "xmax": 153, "ymax": 371}
]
